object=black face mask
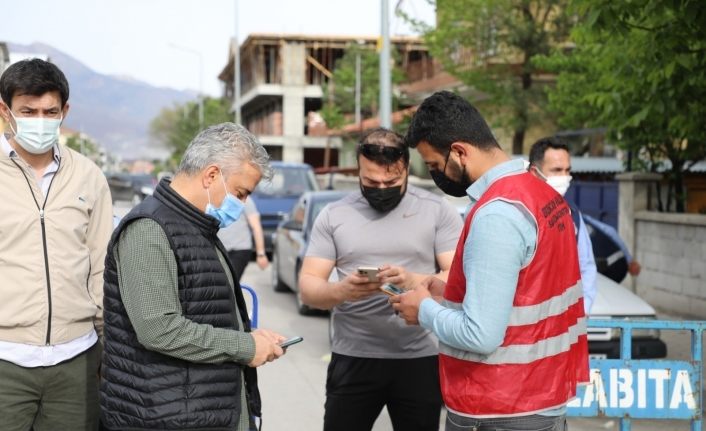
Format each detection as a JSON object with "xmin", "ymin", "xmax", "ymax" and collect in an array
[
  {"xmin": 429, "ymin": 151, "xmax": 472, "ymax": 197},
  {"xmin": 360, "ymin": 182, "xmax": 406, "ymax": 212},
  {"xmin": 429, "ymin": 169, "xmax": 470, "ymax": 197}
]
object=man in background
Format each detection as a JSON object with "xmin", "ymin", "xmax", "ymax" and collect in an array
[{"xmin": 529, "ymin": 137, "xmax": 598, "ymax": 313}]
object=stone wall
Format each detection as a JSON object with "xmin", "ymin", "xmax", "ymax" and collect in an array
[{"xmin": 634, "ymin": 211, "xmax": 706, "ymax": 318}]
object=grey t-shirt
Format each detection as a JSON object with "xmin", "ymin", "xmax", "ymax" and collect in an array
[
  {"xmin": 217, "ymin": 197, "xmax": 258, "ymax": 251},
  {"xmin": 306, "ymin": 184, "xmax": 462, "ymax": 358}
]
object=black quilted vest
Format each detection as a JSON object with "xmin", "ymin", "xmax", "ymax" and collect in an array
[{"xmin": 100, "ymin": 179, "xmax": 261, "ymax": 430}]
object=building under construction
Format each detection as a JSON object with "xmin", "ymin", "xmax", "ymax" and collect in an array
[{"xmin": 219, "ymin": 33, "xmax": 433, "ymax": 167}]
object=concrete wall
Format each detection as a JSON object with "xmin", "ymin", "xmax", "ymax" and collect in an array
[
  {"xmin": 634, "ymin": 212, "xmax": 706, "ymax": 318},
  {"xmin": 618, "ymin": 172, "xmax": 706, "ymax": 318}
]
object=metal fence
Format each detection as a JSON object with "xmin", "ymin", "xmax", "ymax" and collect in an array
[{"xmin": 568, "ymin": 319, "xmax": 704, "ymax": 430}]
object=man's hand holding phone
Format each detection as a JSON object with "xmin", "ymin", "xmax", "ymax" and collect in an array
[
  {"xmin": 377, "ymin": 264, "xmax": 411, "ymax": 289},
  {"xmin": 249, "ymin": 329, "xmax": 286, "ymax": 367},
  {"xmin": 389, "ymin": 282, "xmax": 432, "ymax": 326},
  {"xmin": 335, "ymin": 268, "xmax": 382, "ymax": 303}
]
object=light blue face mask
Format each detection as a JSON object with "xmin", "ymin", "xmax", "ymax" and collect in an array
[
  {"xmin": 9, "ymin": 111, "xmax": 62, "ymax": 155},
  {"xmin": 205, "ymin": 170, "xmax": 244, "ymax": 228}
]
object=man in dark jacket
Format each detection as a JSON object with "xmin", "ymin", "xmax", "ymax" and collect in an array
[{"xmin": 101, "ymin": 123, "xmax": 286, "ymax": 431}]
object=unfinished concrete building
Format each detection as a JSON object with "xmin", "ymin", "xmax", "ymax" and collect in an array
[{"xmin": 219, "ymin": 33, "xmax": 432, "ymax": 167}]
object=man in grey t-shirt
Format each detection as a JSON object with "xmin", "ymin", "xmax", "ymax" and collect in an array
[{"xmin": 299, "ymin": 128, "xmax": 462, "ymax": 431}]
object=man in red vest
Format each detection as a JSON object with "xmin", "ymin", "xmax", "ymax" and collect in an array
[{"xmin": 392, "ymin": 91, "xmax": 589, "ymax": 430}]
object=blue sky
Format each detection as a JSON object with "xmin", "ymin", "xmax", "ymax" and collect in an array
[{"xmin": 1, "ymin": 0, "xmax": 434, "ymax": 96}]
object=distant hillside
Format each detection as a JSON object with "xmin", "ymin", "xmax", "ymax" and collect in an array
[{"xmin": 8, "ymin": 42, "xmax": 196, "ymax": 159}]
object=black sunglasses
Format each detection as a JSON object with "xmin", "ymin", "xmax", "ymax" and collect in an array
[{"xmin": 358, "ymin": 143, "xmax": 405, "ymax": 161}]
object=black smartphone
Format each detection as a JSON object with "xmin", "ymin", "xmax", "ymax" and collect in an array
[{"xmin": 279, "ymin": 336, "xmax": 304, "ymax": 348}]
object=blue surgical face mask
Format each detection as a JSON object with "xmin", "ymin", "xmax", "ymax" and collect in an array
[
  {"xmin": 9, "ymin": 111, "xmax": 62, "ymax": 155},
  {"xmin": 205, "ymin": 170, "xmax": 244, "ymax": 228}
]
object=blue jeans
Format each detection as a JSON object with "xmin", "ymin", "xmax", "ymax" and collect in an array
[{"xmin": 445, "ymin": 412, "xmax": 567, "ymax": 431}]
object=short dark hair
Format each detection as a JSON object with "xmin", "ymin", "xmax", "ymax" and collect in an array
[
  {"xmin": 405, "ymin": 91, "xmax": 499, "ymax": 153},
  {"xmin": 357, "ymin": 128, "xmax": 410, "ymax": 167},
  {"xmin": 528, "ymin": 137, "xmax": 570, "ymax": 167},
  {"xmin": 0, "ymin": 58, "xmax": 70, "ymax": 108}
]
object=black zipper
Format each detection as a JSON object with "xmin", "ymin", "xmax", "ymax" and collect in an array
[{"xmin": 12, "ymin": 157, "xmax": 60, "ymax": 345}]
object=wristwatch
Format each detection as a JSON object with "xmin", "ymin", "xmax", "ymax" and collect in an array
[{"xmin": 256, "ymin": 252, "xmax": 266, "ymax": 258}]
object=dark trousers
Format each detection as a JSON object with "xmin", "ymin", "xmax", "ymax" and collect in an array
[
  {"xmin": 0, "ymin": 341, "xmax": 100, "ymax": 431},
  {"xmin": 227, "ymin": 249, "xmax": 252, "ymax": 286},
  {"xmin": 324, "ymin": 353, "xmax": 442, "ymax": 431},
  {"xmin": 445, "ymin": 411, "xmax": 567, "ymax": 431}
]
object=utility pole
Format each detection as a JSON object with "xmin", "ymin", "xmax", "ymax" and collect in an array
[
  {"xmin": 379, "ymin": 0, "xmax": 392, "ymax": 129},
  {"xmin": 234, "ymin": 0, "xmax": 242, "ymax": 124}
]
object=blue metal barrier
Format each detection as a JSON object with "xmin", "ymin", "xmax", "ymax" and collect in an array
[
  {"xmin": 568, "ymin": 319, "xmax": 704, "ymax": 430},
  {"xmin": 240, "ymin": 284, "xmax": 259, "ymax": 329}
]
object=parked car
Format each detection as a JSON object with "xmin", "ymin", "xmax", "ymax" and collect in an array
[
  {"xmin": 588, "ymin": 273, "xmax": 667, "ymax": 359},
  {"xmin": 106, "ymin": 173, "xmax": 156, "ymax": 204},
  {"xmin": 271, "ymin": 190, "xmax": 348, "ymax": 315},
  {"xmin": 250, "ymin": 161, "xmax": 319, "ymax": 255}
]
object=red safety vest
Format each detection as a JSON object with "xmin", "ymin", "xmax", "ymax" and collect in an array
[{"xmin": 440, "ymin": 171, "xmax": 589, "ymax": 418}]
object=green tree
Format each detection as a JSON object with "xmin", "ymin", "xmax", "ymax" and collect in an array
[
  {"xmin": 539, "ymin": 0, "xmax": 706, "ymax": 212},
  {"xmin": 150, "ymin": 97, "xmax": 233, "ymax": 165},
  {"xmin": 403, "ymin": 0, "xmax": 572, "ymax": 154}
]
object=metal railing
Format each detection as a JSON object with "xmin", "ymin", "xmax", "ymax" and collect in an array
[
  {"xmin": 568, "ymin": 319, "xmax": 704, "ymax": 431},
  {"xmin": 241, "ymin": 284, "xmax": 259, "ymax": 329}
]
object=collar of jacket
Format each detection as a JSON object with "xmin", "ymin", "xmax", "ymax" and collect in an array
[{"xmin": 153, "ymin": 178, "xmax": 221, "ymax": 238}]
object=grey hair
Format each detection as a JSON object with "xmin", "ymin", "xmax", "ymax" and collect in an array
[{"xmin": 177, "ymin": 123, "xmax": 272, "ymax": 180}]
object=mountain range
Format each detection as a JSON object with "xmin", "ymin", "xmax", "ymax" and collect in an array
[{"xmin": 8, "ymin": 42, "xmax": 197, "ymax": 159}]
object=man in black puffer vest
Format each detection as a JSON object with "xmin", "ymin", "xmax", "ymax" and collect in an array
[{"xmin": 101, "ymin": 123, "xmax": 286, "ymax": 431}]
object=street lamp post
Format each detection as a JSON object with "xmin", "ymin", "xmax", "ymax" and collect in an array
[
  {"xmin": 169, "ymin": 43, "xmax": 204, "ymax": 131},
  {"xmin": 379, "ymin": 0, "xmax": 392, "ymax": 129}
]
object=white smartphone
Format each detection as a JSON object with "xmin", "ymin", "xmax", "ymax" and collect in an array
[
  {"xmin": 279, "ymin": 336, "xmax": 303, "ymax": 348},
  {"xmin": 380, "ymin": 283, "xmax": 405, "ymax": 296},
  {"xmin": 357, "ymin": 266, "xmax": 380, "ymax": 282}
]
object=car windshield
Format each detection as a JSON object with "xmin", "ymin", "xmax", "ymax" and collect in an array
[{"xmin": 255, "ymin": 167, "xmax": 317, "ymax": 197}]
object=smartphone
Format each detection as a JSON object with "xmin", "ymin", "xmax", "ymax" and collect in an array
[
  {"xmin": 357, "ymin": 266, "xmax": 380, "ymax": 282},
  {"xmin": 380, "ymin": 283, "xmax": 405, "ymax": 296},
  {"xmin": 279, "ymin": 336, "xmax": 303, "ymax": 348}
]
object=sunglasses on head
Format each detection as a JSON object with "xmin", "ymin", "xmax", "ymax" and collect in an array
[{"xmin": 359, "ymin": 143, "xmax": 405, "ymax": 161}]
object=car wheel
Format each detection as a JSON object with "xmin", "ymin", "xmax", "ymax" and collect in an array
[{"xmin": 271, "ymin": 250, "xmax": 289, "ymax": 292}]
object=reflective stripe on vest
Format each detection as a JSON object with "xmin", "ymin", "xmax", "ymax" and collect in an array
[{"xmin": 441, "ymin": 281, "xmax": 583, "ymax": 327}]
